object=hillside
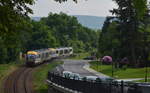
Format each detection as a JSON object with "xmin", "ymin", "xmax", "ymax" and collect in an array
[{"xmin": 73, "ymin": 15, "xmax": 105, "ymax": 30}]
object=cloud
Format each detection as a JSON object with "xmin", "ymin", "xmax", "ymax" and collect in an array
[{"xmin": 29, "ymin": 0, "xmax": 117, "ymax": 17}]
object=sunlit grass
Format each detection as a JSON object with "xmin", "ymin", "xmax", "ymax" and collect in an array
[
  {"xmin": 33, "ymin": 61, "xmax": 63, "ymax": 93},
  {"xmin": 90, "ymin": 61, "xmax": 150, "ymax": 79},
  {"xmin": 134, "ymin": 79, "xmax": 150, "ymax": 82}
]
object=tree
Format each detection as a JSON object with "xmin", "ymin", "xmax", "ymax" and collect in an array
[
  {"xmin": 98, "ymin": 17, "xmax": 120, "ymax": 59},
  {"xmin": 0, "ymin": 0, "xmax": 34, "ymax": 63},
  {"xmin": 41, "ymin": 13, "xmax": 99, "ymax": 53},
  {"xmin": 0, "ymin": 0, "xmax": 34, "ymax": 34},
  {"xmin": 27, "ymin": 21, "xmax": 57, "ymax": 50},
  {"xmin": 110, "ymin": 0, "xmax": 148, "ymax": 66},
  {"xmin": 0, "ymin": 0, "xmax": 100, "ymax": 63}
]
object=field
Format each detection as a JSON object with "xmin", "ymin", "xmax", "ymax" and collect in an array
[
  {"xmin": 33, "ymin": 61, "xmax": 63, "ymax": 93},
  {"xmin": 90, "ymin": 61, "xmax": 150, "ymax": 79}
]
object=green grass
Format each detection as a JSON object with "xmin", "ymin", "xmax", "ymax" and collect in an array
[
  {"xmin": 33, "ymin": 61, "xmax": 63, "ymax": 93},
  {"xmin": 69, "ymin": 52, "xmax": 90, "ymax": 60},
  {"xmin": 134, "ymin": 79, "xmax": 150, "ymax": 82},
  {"xmin": 90, "ymin": 61, "xmax": 150, "ymax": 79}
]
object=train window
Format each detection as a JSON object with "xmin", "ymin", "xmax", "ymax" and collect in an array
[
  {"xmin": 50, "ymin": 51, "xmax": 53, "ymax": 55},
  {"xmin": 53, "ymin": 51, "xmax": 56, "ymax": 54},
  {"xmin": 36, "ymin": 55, "xmax": 39, "ymax": 58},
  {"xmin": 65, "ymin": 50, "xmax": 68, "ymax": 53},
  {"xmin": 52, "ymin": 51, "xmax": 55, "ymax": 54},
  {"xmin": 44, "ymin": 53, "xmax": 46, "ymax": 58},
  {"xmin": 27, "ymin": 55, "xmax": 35, "ymax": 59},
  {"xmin": 60, "ymin": 50, "xmax": 63, "ymax": 55},
  {"xmin": 42, "ymin": 53, "xmax": 44, "ymax": 59},
  {"xmin": 46, "ymin": 53, "xmax": 49, "ymax": 57},
  {"xmin": 56, "ymin": 50, "xmax": 59, "ymax": 54},
  {"xmin": 69, "ymin": 49, "xmax": 72, "ymax": 52}
]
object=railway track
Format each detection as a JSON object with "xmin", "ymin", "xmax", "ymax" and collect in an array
[{"xmin": 3, "ymin": 66, "xmax": 35, "ymax": 93}]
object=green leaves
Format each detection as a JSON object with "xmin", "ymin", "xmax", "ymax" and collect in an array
[
  {"xmin": 99, "ymin": 0, "xmax": 150, "ymax": 66},
  {"xmin": 0, "ymin": 0, "xmax": 98, "ymax": 63},
  {"xmin": 0, "ymin": 0, "xmax": 34, "ymax": 40},
  {"xmin": 41, "ymin": 13, "xmax": 98, "ymax": 53},
  {"xmin": 133, "ymin": 0, "xmax": 147, "ymax": 20}
]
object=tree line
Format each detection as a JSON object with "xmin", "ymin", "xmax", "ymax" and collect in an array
[
  {"xmin": 98, "ymin": 0, "xmax": 150, "ymax": 67},
  {"xmin": 0, "ymin": 0, "xmax": 148, "ymax": 65},
  {"xmin": 0, "ymin": 12, "xmax": 99, "ymax": 63}
]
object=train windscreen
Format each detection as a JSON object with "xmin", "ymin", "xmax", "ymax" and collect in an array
[{"xmin": 27, "ymin": 54, "xmax": 37, "ymax": 61}]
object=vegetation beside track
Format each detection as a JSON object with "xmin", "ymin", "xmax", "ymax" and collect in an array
[
  {"xmin": 69, "ymin": 52, "xmax": 90, "ymax": 60},
  {"xmin": 33, "ymin": 61, "xmax": 63, "ymax": 93},
  {"xmin": 0, "ymin": 63, "xmax": 20, "ymax": 90},
  {"xmin": 90, "ymin": 61, "xmax": 150, "ymax": 79},
  {"xmin": 134, "ymin": 79, "xmax": 150, "ymax": 82}
]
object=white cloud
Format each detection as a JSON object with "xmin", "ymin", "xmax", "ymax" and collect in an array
[{"xmin": 29, "ymin": 0, "xmax": 117, "ymax": 17}]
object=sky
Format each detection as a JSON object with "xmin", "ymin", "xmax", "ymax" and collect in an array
[{"xmin": 29, "ymin": 0, "xmax": 117, "ymax": 17}]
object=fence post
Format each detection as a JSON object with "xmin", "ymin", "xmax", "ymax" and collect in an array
[
  {"xmin": 121, "ymin": 81, "xmax": 124, "ymax": 93},
  {"xmin": 109, "ymin": 82, "xmax": 112, "ymax": 93}
]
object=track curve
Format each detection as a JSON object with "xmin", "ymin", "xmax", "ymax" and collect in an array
[{"xmin": 3, "ymin": 66, "xmax": 35, "ymax": 93}]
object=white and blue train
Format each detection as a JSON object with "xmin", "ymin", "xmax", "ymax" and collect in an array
[{"xmin": 26, "ymin": 47, "xmax": 73, "ymax": 66}]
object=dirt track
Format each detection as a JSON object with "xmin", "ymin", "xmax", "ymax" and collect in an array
[{"xmin": 3, "ymin": 66, "xmax": 35, "ymax": 93}]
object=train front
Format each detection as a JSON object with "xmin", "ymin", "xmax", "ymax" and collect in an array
[{"xmin": 26, "ymin": 51, "xmax": 39, "ymax": 66}]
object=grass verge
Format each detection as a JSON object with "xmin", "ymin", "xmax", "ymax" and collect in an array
[
  {"xmin": 33, "ymin": 61, "xmax": 63, "ymax": 93},
  {"xmin": 90, "ymin": 61, "xmax": 150, "ymax": 79},
  {"xmin": 134, "ymin": 79, "xmax": 150, "ymax": 82},
  {"xmin": 69, "ymin": 52, "xmax": 90, "ymax": 60},
  {"xmin": 0, "ymin": 62, "xmax": 21, "ymax": 90}
]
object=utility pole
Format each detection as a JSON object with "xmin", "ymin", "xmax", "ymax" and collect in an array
[
  {"xmin": 145, "ymin": 62, "xmax": 148, "ymax": 82},
  {"xmin": 112, "ymin": 48, "xmax": 114, "ymax": 77},
  {"xmin": 112, "ymin": 61, "xmax": 114, "ymax": 77},
  {"xmin": 144, "ymin": 32, "xmax": 148, "ymax": 82}
]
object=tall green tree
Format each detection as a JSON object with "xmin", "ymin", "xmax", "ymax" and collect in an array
[
  {"xmin": 41, "ymin": 13, "xmax": 98, "ymax": 53},
  {"xmin": 27, "ymin": 21, "xmax": 57, "ymax": 50},
  {"xmin": 0, "ymin": 0, "xmax": 34, "ymax": 34},
  {"xmin": 98, "ymin": 17, "xmax": 120, "ymax": 59},
  {"xmin": 0, "ymin": 0, "xmax": 34, "ymax": 63},
  {"xmin": 110, "ymin": 0, "xmax": 148, "ymax": 65}
]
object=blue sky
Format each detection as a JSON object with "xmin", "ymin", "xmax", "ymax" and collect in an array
[{"xmin": 30, "ymin": 0, "xmax": 117, "ymax": 17}]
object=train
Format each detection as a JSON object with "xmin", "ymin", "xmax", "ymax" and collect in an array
[{"xmin": 26, "ymin": 47, "xmax": 73, "ymax": 66}]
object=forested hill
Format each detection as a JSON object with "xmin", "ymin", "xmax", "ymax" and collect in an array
[
  {"xmin": 32, "ymin": 15, "xmax": 105, "ymax": 30},
  {"xmin": 73, "ymin": 15, "xmax": 105, "ymax": 30}
]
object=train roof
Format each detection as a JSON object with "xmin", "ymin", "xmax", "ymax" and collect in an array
[
  {"xmin": 56, "ymin": 47, "xmax": 72, "ymax": 50},
  {"xmin": 48, "ymin": 48, "xmax": 56, "ymax": 51},
  {"xmin": 27, "ymin": 51, "xmax": 39, "ymax": 55},
  {"xmin": 27, "ymin": 48, "xmax": 50, "ymax": 54},
  {"xmin": 27, "ymin": 47, "xmax": 72, "ymax": 54}
]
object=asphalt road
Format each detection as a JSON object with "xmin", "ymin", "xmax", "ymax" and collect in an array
[{"xmin": 62, "ymin": 59, "xmax": 96, "ymax": 77}]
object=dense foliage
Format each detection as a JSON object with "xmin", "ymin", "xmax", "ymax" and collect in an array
[
  {"xmin": 0, "ymin": 13, "xmax": 99, "ymax": 63},
  {"xmin": 41, "ymin": 13, "xmax": 99, "ymax": 52},
  {"xmin": 0, "ymin": 0, "xmax": 34, "ymax": 63},
  {"xmin": 0, "ymin": 0, "xmax": 34, "ymax": 33},
  {"xmin": 1, "ymin": 0, "xmax": 148, "ymax": 66},
  {"xmin": 98, "ymin": 0, "xmax": 150, "ymax": 67}
]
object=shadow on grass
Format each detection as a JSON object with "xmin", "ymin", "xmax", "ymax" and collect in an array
[
  {"xmin": 37, "ymin": 89, "xmax": 47, "ymax": 93},
  {"xmin": 37, "ymin": 88, "xmax": 63, "ymax": 93}
]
